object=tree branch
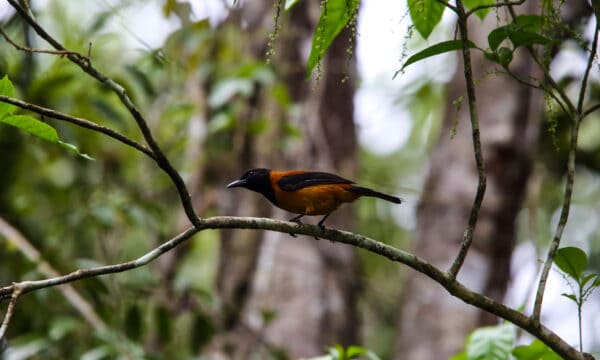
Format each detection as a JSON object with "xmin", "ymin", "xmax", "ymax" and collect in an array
[
  {"xmin": 0, "ymin": 287, "xmax": 21, "ymax": 342},
  {"xmin": 6, "ymin": 0, "xmax": 201, "ymax": 229},
  {"xmin": 0, "ymin": 216, "xmax": 107, "ymax": 332},
  {"xmin": 0, "ymin": 216, "xmax": 590, "ymax": 359},
  {"xmin": 0, "ymin": 27, "xmax": 79, "ymax": 57},
  {"xmin": 582, "ymin": 103, "xmax": 600, "ymax": 119},
  {"xmin": 0, "ymin": 95, "xmax": 154, "ymax": 158},
  {"xmin": 448, "ymin": 0, "xmax": 487, "ymax": 280},
  {"xmin": 576, "ymin": 15, "xmax": 598, "ymax": 114}
]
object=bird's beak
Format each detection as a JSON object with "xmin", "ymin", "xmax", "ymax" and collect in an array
[{"xmin": 227, "ymin": 179, "xmax": 246, "ymax": 188}]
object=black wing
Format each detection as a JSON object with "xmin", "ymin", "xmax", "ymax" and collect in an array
[{"xmin": 278, "ymin": 171, "xmax": 354, "ymax": 191}]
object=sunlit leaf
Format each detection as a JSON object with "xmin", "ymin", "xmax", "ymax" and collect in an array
[
  {"xmin": 560, "ymin": 292, "xmax": 578, "ymax": 303},
  {"xmin": 512, "ymin": 339, "xmax": 562, "ymax": 360},
  {"xmin": 463, "ymin": 0, "xmax": 495, "ymax": 19},
  {"xmin": 1, "ymin": 115, "xmax": 59, "ymax": 142},
  {"xmin": 466, "ymin": 323, "xmax": 514, "ymax": 360},
  {"xmin": 398, "ymin": 40, "xmax": 478, "ymax": 74},
  {"xmin": 306, "ymin": 0, "xmax": 359, "ymax": 77},
  {"xmin": 408, "ymin": 0, "xmax": 446, "ymax": 39},
  {"xmin": 554, "ymin": 246, "xmax": 587, "ymax": 281},
  {"xmin": 581, "ymin": 273, "xmax": 598, "ymax": 288},
  {"xmin": 449, "ymin": 352, "xmax": 467, "ymax": 360},
  {"xmin": 285, "ymin": 0, "xmax": 300, "ymax": 12},
  {"xmin": 0, "ymin": 75, "xmax": 16, "ymax": 118},
  {"xmin": 58, "ymin": 140, "xmax": 95, "ymax": 160}
]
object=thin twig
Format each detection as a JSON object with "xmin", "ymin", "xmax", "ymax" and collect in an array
[
  {"xmin": 505, "ymin": 3, "xmax": 577, "ymax": 118},
  {"xmin": 0, "ymin": 95, "xmax": 154, "ymax": 158},
  {"xmin": 0, "ymin": 287, "xmax": 21, "ymax": 341},
  {"xmin": 582, "ymin": 103, "xmax": 600, "ymax": 119},
  {"xmin": 6, "ymin": 0, "xmax": 201, "ymax": 229},
  {"xmin": 448, "ymin": 0, "xmax": 487, "ymax": 280},
  {"xmin": 0, "ymin": 216, "xmax": 589, "ymax": 360},
  {"xmin": 499, "ymin": 68, "xmax": 571, "ymax": 116},
  {"xmin": 532, "ymin": 114, "xmax": 581, "ymax": 323},
  {"xmin": 0, "ymin": 216, "xmax": 106, "ymax": 331},
  {"xmin": 576, "ymin": 16, "xmax": 599, "ymax": 114},
  {"xmin": 0, "ymin": 27, "xmax": 79, "ymax": 57},
  {"xmin": 531, "ymin": 10, "xmax": 598, "ymax": 325}
]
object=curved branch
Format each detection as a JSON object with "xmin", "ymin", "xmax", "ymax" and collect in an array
[
  {"xmin": 532, "ymin": 115, "xmax": 581, "ymax": 323},
  {"xmin": 0, "ymin": 95, "xmax": 154, "ymax": 158},
  {"xmin": 448, "ymin": 0, "xmax": 487, "ymax": 279},
  {"xmin": 0, "ymin": 216, "xmax": 589, "ymax": 359},
  {"xmin": 6, "ymin": 0, "xmax": 201, "ymax": 229},
  {"xmin": 576, "ymin": 15, "xmax": 599, "ymax": 114}
]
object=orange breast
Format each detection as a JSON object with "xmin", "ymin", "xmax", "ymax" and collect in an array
[{"xmin": 272, "ymin": 181, "xmax": 359, "ymax": 215}]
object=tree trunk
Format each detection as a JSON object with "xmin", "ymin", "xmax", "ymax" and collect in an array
[{"xmin": 394, "ymin": 6, "xmax": 542, "ymax": 359}]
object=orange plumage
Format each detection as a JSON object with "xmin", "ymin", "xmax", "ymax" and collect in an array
[{"xmin": 227, "ymin": 168, "xmax": 401, "ymax": 228}]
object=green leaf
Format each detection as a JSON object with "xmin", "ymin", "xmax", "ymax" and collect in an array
[
  {"xmin": 285, "ymin": 0, "xmax": 300, "ymax": 12},
  {"xmin": 398, "ymin": 40, "xmax": 478, "ymax": 73},
  {"xmin": 466, "ymin": 323, "xmax": 514, "ymax": 360},
  {"xmin": 488, "ymin": 23, "xmax": 552, "ymax": 51},
  {"xmin": 512, "ymin": 339, "xmax": 562, "ymax": 360},
  {"xmin": 346, "ymin": 345, "xmax": 367, "ymax": 358},
  {"xmin": 58, "ymin": 141, "xmax": 95, "ymax": 160},
  {"xmin": 554, "ymin": 246, "xmax": 588, "ymax": 281},
  {"xmin": 581, "ymin": 273, "xmax": 599, "ymax": 288},
  {"xmin": 408, "ymin": 0, "xmax": 446, "ymax": 39},
  {"xmin": 560, "ymin": 292, "xmax": 578, "ymax": 303},
  {"xmin": 1, "ymin": 115, "xmax": 59, "ymax": 142},
  {"xmin": 0, "ymin": 75, "xmax": 16, "ymax": 118},
  {"xmin": 449, "ymin": 352, "xmax": 467, "ymax": 360},
  {"xmin": 306, "ymin": 0, "xmax": 359, "ymax": 77},
  {"xmin": 463, "ymin": 0, "xmax": 495, "ymax": 19}
]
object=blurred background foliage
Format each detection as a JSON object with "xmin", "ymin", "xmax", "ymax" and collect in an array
[{"xmin": 0, "ymin": 0, "xmax": 598, "ymax": 359}]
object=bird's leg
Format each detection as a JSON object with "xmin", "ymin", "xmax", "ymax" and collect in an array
[
  {"xmin": 289, "ymin": 214, "xmax": 305, "ymax": 223},
  {"xmin": 317, "ymin": 213, "xmax": 331, "ymax": 230},
  {"xmin": 287, "ymin": 214, "xmax": 305, "ymax": 237}
]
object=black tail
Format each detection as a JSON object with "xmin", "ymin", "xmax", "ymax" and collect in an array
[{"xmin": 349, "ymin": 186, "xmax": 402, "ymax": 204}]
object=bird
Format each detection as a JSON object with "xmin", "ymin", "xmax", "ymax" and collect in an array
[{"xmin": 227, "ymin": 168, "xmax": 402, "ymax": 232}]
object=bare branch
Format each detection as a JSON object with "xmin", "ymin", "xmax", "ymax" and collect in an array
[
  {"xmin": 532, "ymin": 114, "xmax": 581, "ymax": 323},
  {"xmin": 582, "ymin": 103, "xmax": 600, "ymax": 119},
  {"xmin": 6, "ymin": 0, "xmax": 201, "ymax": 229},
  {"xmin": 448, "ymin": 0, "xmax": 487, "ymax": 279},
  {"xmin": 0, "ymin": 287, "xmax": 21, "ymax": 342},
  {"xmin": 0, "ymin": 95, "xmax": 154, "ymax": 158},
  {"xmin": 0, "ymin": 216, "xmax": 589, "ymax": 359},
  {"xmin": 0, "ymin": 27, "xmax": 79, "ymax": 57},
  {"xmin": 0, "ymin": 217, "xmax": 106, "ymax": 331},
  {"xmin": 576, "ymin": 16, "xmax": 599, "ymax": 114}
]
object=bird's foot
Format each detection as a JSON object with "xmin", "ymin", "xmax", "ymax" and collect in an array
[{"xmin": 288, "ymin": 215, "xmax": 304, "ymax": 238}]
